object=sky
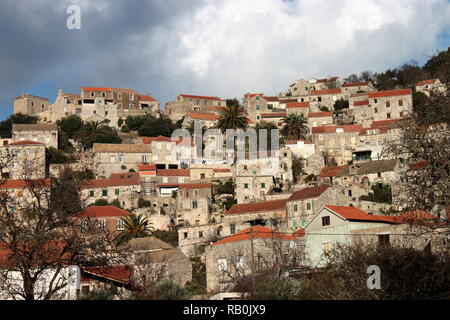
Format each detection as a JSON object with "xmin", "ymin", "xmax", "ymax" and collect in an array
[{"xmin": 1, "ymin": 0, "xmax": 450, "ymax": 121}]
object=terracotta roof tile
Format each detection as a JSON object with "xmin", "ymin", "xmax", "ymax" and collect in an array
[
  {"xmin": 213, "ymin": 225, "xmax": 301, "ymax": 246},
  {"xmin": 308, "ymin": 112, "xmax": 333, "ymax": 118},
  {"xmin": 8, "ymin": 140, "xmax": 45, "ymax": 146},
  {"xmin": 77, "ymin": 206, "xmax": 130, "ymax": 218},
  {"xmin": 286, "ymin": 102, "xmax": 310, "ymax": 109},
  {"xmin": 353, "ymin": 100, "xmax": 369, "ymax": 106},
  {"xmin": 83, "ymin": 173, "xmax": 140, "ymax": 189},
  {"xmin": 187, "ymin": 112, "xmax": 220, "ymax": 121},
  {"xmin": 226, "ymin": 199, "xmax": 287, "ymax": 215},
  {"xmin": 368, "ymin": 89, "xmax": 411, "ymax": 98},
  {"xmin": 156, "ymin": 169, "xmax": 190, "ymax": 177},
  {"xmin": 416, "ymin": 79, "xmax": 439, "ymax": 86},
  {"xmin": 342, "ymin": 81, "xmax": 370, "ymax": 87},
  {"xmin": 319, "ymin": 166, "xmax": 346, "ymax": 178},
  {"xmin": 325, "ymin": 205, "xmax": 399, "ymax": 223},
  {"xmin": 288, "ymin": 185, "xmax": 330, "ymax": 201},
  {"xmin": 310, "ymin": 88, "xmax": 342, "ymax": 95},
  {"xmin": 312, "ymin": 124, "xmax": 362, "ymax": 134}
]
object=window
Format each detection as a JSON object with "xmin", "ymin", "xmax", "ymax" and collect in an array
[
  {"xmin": 178, "ymin": 177, "xmax": 185, "ymax": 183},
  {"xmin": 387, "ymin": 113, "xmax": 391, "ymax": 119},
  {"xmin": 162, "ymin": 177, "xmax": 168, "ymax": 183},
  {"xmin": 256, "ymin": 96, "xmax": 260, "ymax": 100},
  {"xmin": 261, "ymin": 183, "xmax": 265, "ymax": 188},
  {"xmin": 386, "ymin": 101, "xmax": 390, "ymax": 107},
  {"xmin": 117, "ymin": 93, "xmax": 123, "ymax": 100},
  {"xmin": 118, "ymin": 155, "xmax": 124, "ymax": 163},
  {"xmin": 115, "ymin": 189, "xmax": 120, "ymax": 195},
  {"xmin": 236, "ymin": 256, "xmax": 244, "ymax": 271},
  {"xmin": 400, "ymin": 112, "xmax": 404, "ymax": 117},
  {"xmin": 306, "ymin": 202, "xmax": 311, "ymax": 211},
  {"xmin": 293, "ymin": 204, "xmax": 298, "ymax": 212},
  {"xmin": 200, "ymin": 173, "xmax": 205, "ymax": 179},
  {"xmin": 374, "ymin": 98, "xmax": 378, "ymax": 103},
  {"xmin": 256, "ymin": 105, "xmax": 260, "ymax": 110},
  {"xmin": 117, "ymin": 103, "xmax": 122, "ymax": 109},
  {"xmin": 192, "ymin": 201, "xmax": 198, "ymax": 209},
  {"xmin": 98, "ymin": 219, "xmax": 106, "ymax": 231},
  {"xmin": 348, "ymin": 190, "xmax": 352, "ymax": 197},
  {"xmin": 117, "ymin": 219, "xmax": 125, "ymax": 230},
  {"xmin": 89, "ymin": 190, "xmax": 94, "ymax": 197},
  {"xmin": 90, "ymin": 92, "xmax": 95, "ymax": 97},
  {"xmin": 130, "ymin": 103, "xmax": 135, "ymax": 109},
  {"xmin": 318, "ymin": 97, "xmax": 322, "ymax": 102},
  {"xmin": 199, "ymin": 231, "xmax": 203, "ymax": 238},
  {"xmin": 377, "ymin": 172, "xmax": 381, "ymax": 178},
  {"xmin": 230, "ymin": 223, "xmax": 236, "ymax": 234},
  {"xmin": 398, "ymin": 99, "xmax": 403, "ymax": 106},
  {"xmin": 322, "ymin": 216, "xmax": 330, "ymax": 226},
  {"xmin": 218, "ymin": 258, "xmax": 227, "ymax": 273},
  {"xmin": 378, "ymin": 234, "xmax": 390, "ymax": 247},
  {"xmin": 141, "ymin": 155, "xmax": 147, "ymax": 162},
  {"xmin": 129, "ymin": 94, "xmax": 134, "ymax": 100},
  {"xmin": 323, "ymin": 242, "xmax": 331, "ymax": 254},
  {"xmin": 374, "ymin": 108, "xmax": 378, "ymax": 113},
  {"xmin": 183, "ymin": 232, "xmax": 188, "ymax": 239},
  {"xmin": 292, "ymin": 221, "xmax": 298, "ymax": 229},
  {"xmin": 244, "ymin": 183, "xmax": 249, "ymax": 189}
]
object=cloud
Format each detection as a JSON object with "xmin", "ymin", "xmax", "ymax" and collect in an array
[{"xmin": 0, "ymin": 0, "xmax": 449, "ymax": 119}]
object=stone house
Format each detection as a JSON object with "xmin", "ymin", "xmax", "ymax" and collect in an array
[
  {"xmin": 283, "ymin": 140, "xmax": 315, "ymax": 161},
  {"xmin": 13, "ymin": 93, "xmax": 49, "ymax": 116},
  {"xmin": 165, "ymin": 94, "xmax": 225, "ymax": 122},
  {"xmin": 304, "ymin": 205, "xmax": 399, "ymax": 267},
  {"xmin": 415, "ymin": 78, "xmax": 447, "ymax": 97},
  {"xmin": 120, "ymin": 237, "xmax": 192, "ymax": 286},
  {"xmin": 182, "ymin": 112, "xmax": 220, "ymax": 129},
  {"xmin": 341, "ymin": 81, "xmax": 376, "ymax": 95},
  {"xmin": 174, "ymin": 183, "xmax": 213, "ymax": 227},
  {"xmin": 82, "ymin": 172, "xmax": 141, "ymax": 209},
  {"xmin": 260, "ymin": 112, "xmax": 286, "ymax": 128},
  {"xmin": 223, "ymin": 199, "xmax": 288, "ymax": 235},
  {"xmin": 178, "ymin": 222, "xmax": 225, "ymax": 257},
  {"xmin": 141, "ymin": 136, "xmax": 181, "ymax": 168},
  {"xmin": 93, "ymin": 143, "xmax": 153, "ymax": 177},
  {"xmin": 189, "ymin": 165, "xmax": 232, "ymax": 181},
  {"xmin": 12, "ymin": 123, "xmax": 58, "ymax": 149},
  {"xmin": 288, "ymin": 77, "xmax": 342, "ymax": 97},
  {"xmin": 312, "ymin": 124, "xmax": 363, "ymax": 165},
  {"xmin": 367, "ymin": 89, "xmax": 413, "ymax": 121},
  {"xmin": 1, "ymin": 141, "xmax": 46, "ymax": 179},
  {"xmin": 285, "ymin": 185, "xmax": 348, "ymax": 231},
  {"xmin": 286, "ymin": 101, "xmax": 310, "ymax": 115},
  {"xmin": 75, "ymin": 205, "xmax": 130, "ymax": 235},
  {"xmin": 307, "ymin": 112, "xmax": 333, "ymax": 130},
  {"xmin": 0, "ymin": 178, "xmax": 51, "ymax": 210},
  {"xmin": 205, "ymin": 225, "xmax": 304, "ymax": 293},
  {"xmin": 308, "ymin": 88, "xmax": 345, "ymax": 112}
]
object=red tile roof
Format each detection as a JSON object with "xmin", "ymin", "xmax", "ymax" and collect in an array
[
  {"xmin": 371, "ymin": 119, "xmax": 402, "ymax": 128},
  {"xmin": 141, "ymin": 136, "xmax": 173, "ymax": 144},
  {"xmin": 139, "ymin": 95, "xmax": 157, "ymax": 102},
  {"xmin": 368, "ymin": 89, "xmax": 411, "ymax": 98},
  {"xmin": 325, "ymin": 205, "xmax": 399, "ymax": 223},
  {"xmin": 416, "ymin": 79, "xmax": 438, "ymax": 86},
  {"xmin": 288, "ymin": 185, "xmax": 330, "ymax": 201},
  {"xmin": 213, "ymin": 168, "xmax": 231, "ymax": 173},
  {"xmin": 82, "ymin": 265, "xmax": 131, "ymax": 284},
  {"xmin": 187, "ymin": 112, "xmax": 220, "ymax": 121},
  {"xmin": 0, "ymin": 178, "xmax": 51, "ymax": 189},
  {"xmin": 156, "ymin": 169, "xmax": 190, "ymax": 177},
  {"xmin": 213, "ymin": 225, "xmax": 301, "ymax": 246},
  {"xmin": 286, "ymin": 102, "xmax": 310, "ymax": 109},
  {"xmin": 310, "ymin": 88, "xmax": 342, "ymax": 95},
  {"xmin": 82, "ymin": 87, "xmax": 138, "ymax": 94},
  {"xmin": 316, "ymin": 77, "xmax": 339, "ymax": 83},
  {"xmin": 261, "ymin": 112, "xmax": 286, "ymax": 118},
  {"xmin": 226, "ymin": 199, "xmax": 287, "ymax": 215},
  {"xmin": 319, "ymin": 166, "xmax": 346, "ymax": 178},
  {"xmin": 180, "ymin": 94, "xmax": 222, "ymax": 101},
  {"xmin": 353, "ymin": 100, "xmax": 369, "ymax": 106},
  {"xmin": 244, "ymin": 93, "xmax": 264, "ymax": 100},
  {"xmin": 77, "ymin": 206, "xmax": 130, "ymax": 218},
  {"xmin": 312, "ymin": 124, "xmax": 362, "ymax": 134},
  {"xmin": 342, "ymin": 81, "xmax": 370, "ymax": 87},
  {"xmin": 138, "ymin": 164, "xmax": 157, "ymax": 171},
  {"xmin": 308, "ymin": 112, "xmax": 333, "ymax": 118},
  {"xmin": 8, "ymin": 140, "xmax": 44, "ymax": 146},
  {"xmin": 179, "ymin": 183, "xmax": 212, "ymax": 189},
  {"xmin": 83, "ymin": 173, "xmax": 140, "ymax": 189}
]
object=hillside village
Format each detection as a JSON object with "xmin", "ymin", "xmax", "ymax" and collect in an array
[{"xmin": 0, "ymin": 51, "xmax": 449, "ymax": 300}]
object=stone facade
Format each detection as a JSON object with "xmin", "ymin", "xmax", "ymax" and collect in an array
[
  {"xmin": 14, "ymin": 93, "xmax": 49, "ymax": 115},
  {"xmin": 1, "ymin": 141, "xmax": 46, "ymax": 179},
  {"xmin": 12, "ymin": 123, "xmax": 58, "ymax": 149}
]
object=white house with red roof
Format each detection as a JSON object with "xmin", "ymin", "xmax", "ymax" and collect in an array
[
  {"xmin": 304, "ymin": 205, "xmax": 400, "ymax": 267},
  {"xmin": 415, "ymin": 78, "xmax": 447, "ymax": 97},
  {"xmin": 76, "ymin": 206, "xmax": 130, "ymax": 235},
  {"xmin": 367, "ymin": 89, "xmax": 413, "ymax": 121}
]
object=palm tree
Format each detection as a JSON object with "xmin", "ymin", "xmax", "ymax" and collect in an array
[
  {"xmin": 115, "ymin": 214, "xmax": 151, "ymax": 245},
  {"xmin": 280, "ymin": 114, "xmax": 310, "ymax": 140},
  {"xmin": 217, "ymin": 104, "xmax": 249, "ymax": 132}
]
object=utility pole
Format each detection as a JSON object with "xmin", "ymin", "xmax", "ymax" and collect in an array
[{"xmin": 250, "ymin": 224, "xmax": 256, "ymax": 298}]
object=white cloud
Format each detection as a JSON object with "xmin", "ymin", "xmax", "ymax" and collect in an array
[{"xmin": 140, "ymin": 0, "xmax": 450, "ymax": 100}]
